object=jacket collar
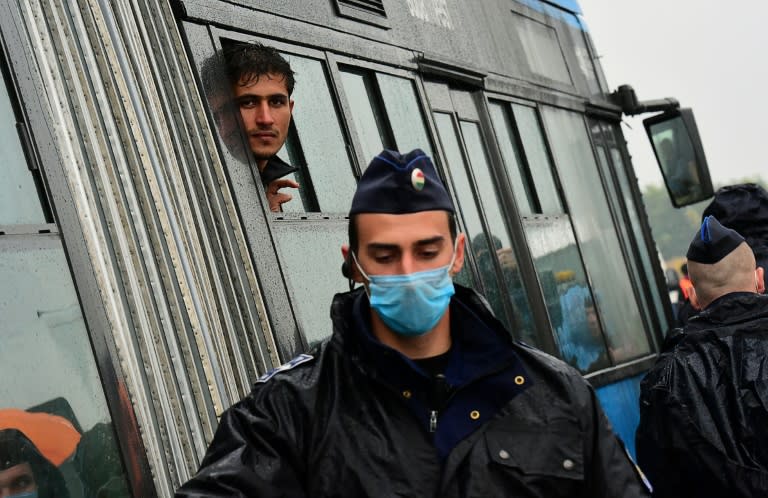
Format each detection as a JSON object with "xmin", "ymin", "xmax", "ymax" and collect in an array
[{"xmin": 260, "ymin": 155, "xmax": 298, "ymax": 185}]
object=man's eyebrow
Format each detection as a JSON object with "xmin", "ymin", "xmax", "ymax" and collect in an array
[
  {"xmin": 366, "ymin": 242, "xmax": 400, "ymax": 251},
  {"xmin": 414, "ymin": 236, "xmax": 445, "ymax": 247}
]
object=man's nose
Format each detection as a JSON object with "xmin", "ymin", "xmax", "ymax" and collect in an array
[{"xmin": 254, "ymin": 101, "xmax": 274, "ymax": 125}]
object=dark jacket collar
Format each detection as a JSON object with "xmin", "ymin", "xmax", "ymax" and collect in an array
[
  {"xmin": 260, "ymin": 155, "xmax": 298, "ymax": 185},
  {"xmin": 687, "ymin": 292, "xmax": 768, "ymax": 330},
  {"xmin": 329, "ymin": 285, "xmax": 519, "ymax": 388}
]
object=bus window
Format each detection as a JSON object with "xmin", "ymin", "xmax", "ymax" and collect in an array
[
  {"xmin": 510, "ymin": 9, "xmax": 572, "ymax": 85},
  {"xmin": 490, "ymin": 99, "xmax": 607, "ymax": 371},
  {"xmin": 339, "ymin": 67, "xmax": 434, "ymax": 165},
  {"xmin": 0, "ymin": 79, "xmax": 47, "ymax": 226},
  {"xmin": 542, "ymin": 106, "xmax": 651, "ymax": 363},
  {"xmin": 0, "ymin": 69, "xmax": 131, "ymax": 497},
  {"xmin": 280, "ymin": 53, "xmax": 357, "ymax": 213},
  {"xmin": 429, "ymin": 80, "xmax": 537, "ymax": 346}
]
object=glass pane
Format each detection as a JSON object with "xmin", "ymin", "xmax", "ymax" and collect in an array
[
  {"xmin": 525, "ymin": 217, "xmax": 609, "ymax": 373},
  {"xmin": 511, "ymin": 11, "xmax": 571, "ymax": 84},
  {"xmin": 605, "ymin": 124, "xmax": 669, "ymax": 334},
  {"xmin": 542, "ymin": 106, "xmax": 650, "ymax": 363},
  {"xmin": 340, "ymin": 71, "xmax": 386, "ymax": 166},
  {"xmin": 287, "ymin": 55, "xmax": 357, "ymax": 212},
  {"xmin": 0, "ymin": 236, "xmax": 130, "ymax": 497},
  {"xmin": 460, "ymin": 121, "xmax": 536, "ymax": 346},
  {"xmin": 273, "ymin": 221, "xmax": 348, "ymax": 346},
  {"xmin": 512, "ymin": 104, "xmax": 562, "ymax": 213},
  {"xmin": 0, "ymin": 77, "xmax": 46, "ymax": 226},
  {"xmin": 433, "ymin": 113, "xmax": 506, "ymax": 322},
  {"xmin": 376, "ymin": 74, "xmax": 433, "ymax": 156},
  {"xmin": 276, "ymin": 131, "xmax": 310, "ymax": 212},
  {"xmin": 488, "ymin": 102, "xmax": 535, "ymax": 215},
  {"xmin": 591, "ymin": 123, "xmax": 653, "ymax": 339}
]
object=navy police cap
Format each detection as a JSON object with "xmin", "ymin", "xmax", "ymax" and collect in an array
[
  {"xmin": 686, "ymin": 215, "xmax": 745, "ymax": 264},
  {"xmin": 349, "ymin": 149, "xmax": 454, "ymax": 215}
]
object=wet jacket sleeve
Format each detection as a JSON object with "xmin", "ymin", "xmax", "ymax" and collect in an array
[
  {"xmin": 585, "ymin": 383, "xmax": 652, "ymax": 498},
  {"xmin": 175, "ymin": 394, "xmax": 308, "ymax": 498}
]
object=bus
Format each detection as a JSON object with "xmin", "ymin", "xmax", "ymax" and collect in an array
[{"xmin": 0, "ymin": 0, "xmax": 711, "ymax": 496}]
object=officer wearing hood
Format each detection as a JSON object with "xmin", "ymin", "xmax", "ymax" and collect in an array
[
  {"xmin": 177, "ymin": 149, "xmax": 650, "ymax": 497},
  {"xmin": 636, "ymin": 216, "xmax": 768, "ymax": 497}
]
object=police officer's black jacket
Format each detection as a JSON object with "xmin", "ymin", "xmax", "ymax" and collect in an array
[
  {"xmin": 177, "ymin": 285, "xmax": 650, "ymax": 497},
  {"xmin": 636, "ymin": 292, "xmax": 768, "ymax": 497}
]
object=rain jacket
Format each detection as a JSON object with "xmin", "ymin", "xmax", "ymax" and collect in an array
[
  {"xmin": 636, "ymin": 292, "xmax": 768, "ymax": 497},
  {"xmin": 177, "ymin": 285, "xmax": 650, "ymax": 497}
]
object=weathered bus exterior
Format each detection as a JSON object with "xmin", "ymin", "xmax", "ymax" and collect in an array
[{"xmin": 0, "ymin": 0, "xmax": 673, "ymax": 495}]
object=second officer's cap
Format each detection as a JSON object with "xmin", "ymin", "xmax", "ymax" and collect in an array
[{"xmin": 686, "ymin": 215, "xmax": 746, "ymax": 264}]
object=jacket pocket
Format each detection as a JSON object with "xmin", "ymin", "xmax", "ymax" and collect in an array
[{"xmin": 485, "ymin": 420, "xmax": 584, "ymax": 483}]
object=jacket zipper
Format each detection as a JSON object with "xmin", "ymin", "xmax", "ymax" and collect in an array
[{"xmin": 429, "ymin": 410, "xmax": 438, "ymax": 432}]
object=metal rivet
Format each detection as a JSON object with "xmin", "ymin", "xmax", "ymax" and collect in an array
[
  {"xmin": 498, "ymin": 449, "xmax": 510, "ymax": 460},
  {"xmin": 514, "ymin": 375, "xmax": 525, "ymax": 385},
  {"xmin": 470, "ymin": 410, "xmax": 480, "ymax": 420},
  {"xmin": 563, "ymin": 458, "xmax": 574, "ymax": 470},
  {"xmin": 402, "ymin": 390, "xmax": 412, "ymax": 399}
]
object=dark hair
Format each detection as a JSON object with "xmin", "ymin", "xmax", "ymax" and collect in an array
[
  {"xmin": 348, "ymin": 211, "xmax": 458, "ymax": 254},
  {"xmin": 223, "ymin": 41, "xmax": 296, "ymax": 95},
  {"xmin": 0, "ymin": 429, "xmax": 70, "ymax": 498}
]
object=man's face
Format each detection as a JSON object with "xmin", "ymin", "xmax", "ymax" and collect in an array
[
  {"xmin": 0, "ymin": 462, "xmax": 37, "ymax": 498},
  {"xmin": 232, "ymin": 73, "xmax": 294, "ymax": 167},
  {"xmin": 352, "ymin": 210, "xmax": 465, "ymax": 278}
]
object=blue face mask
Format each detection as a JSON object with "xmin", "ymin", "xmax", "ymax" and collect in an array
[{"xmin": 352, "ymin": 245, "xmax": 457, "ymax": 337}]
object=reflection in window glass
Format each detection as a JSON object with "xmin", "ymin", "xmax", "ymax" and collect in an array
[
  {"xmin": 488, "ymin": 102, "xmax": 535, "ymax": 215},
  {"xmin": 273, "ymin": 222, "xmax": 348, "ymax": 345},
  {"xmin": 0, "ymin": 78, "xmax": 46, "ymax": 226},
  {"xmin": 276, "ymin": 131, "xmax": 310, "ymax": 212},
  {"xmin": 0, "ymin": 236, "xmax": 130, "ymax": 497},
  {"xmin": 377, "ymin": 74, "xmax": 433, "ymax": 156},
  {"xmin": 460, "ymin": 121, "xmax": 535, "ymax": 346},
  {"xmin": 434, "ymin": 113, "xmax": 504, "ymax": 321},
  {"xmin": 512, "ymin": 104, "xmax": 562, "ymax": 213},
  {"xmin": 525, "ymin": 216, "xmax": 609, "ymax": 372},
  {"xmin": 542, "ymin": 106, "xmax": 650, "ymax": 362},
  {"xmin": 511, "ymin": 12, "xmax": 571, "ymax": 84},
  {"xmin": 605, "ymin": 124, "xmax": 669, "ymax": 334},
  {"xmin": 340, "ymin": 71, "xmax": 387, "ymax": 166},
  {"xmin": 591, "ymin": 122, "xmax": 654, "ymax": 345},
  {"xmin": 287, "ymin": 55, "xmax": 357, "ymax": 212}
]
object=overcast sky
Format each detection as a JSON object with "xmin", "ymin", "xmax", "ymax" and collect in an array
[{"xmin": 577, "ymin": 0, "xmax": 768, "ymax": 188}]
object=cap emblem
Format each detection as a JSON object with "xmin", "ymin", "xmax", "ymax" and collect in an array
[{"xmin": 411, "ymin": 168, "xmax": 426, "ymax": 191}]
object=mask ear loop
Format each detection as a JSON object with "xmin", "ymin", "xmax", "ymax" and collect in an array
[{"xmin": 350, "ymin": 251, "xmax": 373, "ymax": 297}]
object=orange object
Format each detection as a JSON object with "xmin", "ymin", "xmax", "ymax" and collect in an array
[
  {"xmin": 0, "ymin": 409, "xmax": 81, "ymax": 466},
  {"xmin": 680, "ymin": 276, "xmax": 694, "ymax": 301}
]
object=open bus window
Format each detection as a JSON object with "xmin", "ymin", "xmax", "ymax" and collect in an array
[{"xmin": 644, "ymin": 108, "xmax": 714, "ymax": 208}]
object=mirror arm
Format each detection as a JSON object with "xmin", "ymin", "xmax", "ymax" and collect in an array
[{"xmin": 610, "ymin": 84, "xmax": 680, "ymax": 116}]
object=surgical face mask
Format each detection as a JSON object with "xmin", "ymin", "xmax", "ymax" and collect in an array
[{"xmin": 352, "ymin": 242, "xmax": 457, "ymax": 337}]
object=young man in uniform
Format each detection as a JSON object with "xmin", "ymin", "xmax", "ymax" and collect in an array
[
  {"xmin": 637, "ymin": 216, "xmax": 768, "ymax": 497},
  {"xmin": 177, "ymin": 149, "xmax": 651, "ymax": 497}
]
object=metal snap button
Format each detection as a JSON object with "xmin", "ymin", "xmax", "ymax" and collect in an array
[
  {"xmin": 470, "ymin": 410, "xmax": 480, "ymax": 420},
  {"xmin": 499, "ymin": 449, "xmax": 510, "ymax": 460},
  {"xmin": 563, "ymin": 458, "xmax": 574, "ymax": 470},
  {"xmin": 514, "ymin": 375, "xmax": 525, "ymax": 385},
  {"xmin": 402, "ymin": 390, "xmax": 412, "ymax": 399}
]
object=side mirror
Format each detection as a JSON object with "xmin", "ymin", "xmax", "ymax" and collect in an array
[{"xmin": 644, "ymin": 108, "xmax": 714, "ymax": 207}]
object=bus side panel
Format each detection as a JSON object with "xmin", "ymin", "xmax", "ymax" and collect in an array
[{"xmin": 595, "ymin": 373, "xmax": 643, "ymax": 459}]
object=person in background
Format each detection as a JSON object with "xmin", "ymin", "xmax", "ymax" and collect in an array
[
  {"xmin": 0, "ymin": 409, "xmax": 81, "ymax": 498},
  {"xmin": 636, "ymin": 215, "xmax": 768, "ymax": 497},
  {"xmin": 177, "ymin": 149, "xmax": 651, "ymax": 498}
]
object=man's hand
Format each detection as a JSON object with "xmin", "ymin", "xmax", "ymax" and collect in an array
[{"xmin": 267, "ymin": 178, "xmax": 300, "ymax": 212}]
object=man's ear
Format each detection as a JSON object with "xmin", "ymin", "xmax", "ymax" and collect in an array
[
  {"xmin": 756, "ymin": 267, "xmax": 765, "ymax": 294},
  {"xmin": 341, "ymin": 245, "xmax": 364, "ymax": 283},
  {"xmin": 689, "ymin": 286, "xmax": 701, "ymax": 310},
  {"xmin": 450, "ymin": 233, "xmax": 466, "ymax": 277},
  {"xmin": 289, "ymin": 99, "xmax": 295, "ymax": 113}
]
